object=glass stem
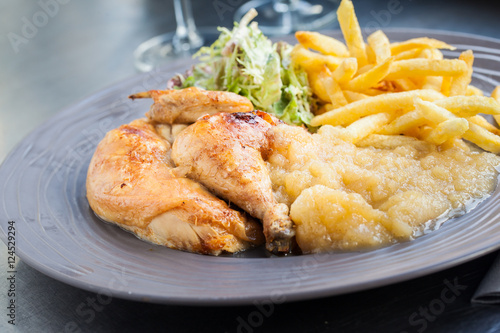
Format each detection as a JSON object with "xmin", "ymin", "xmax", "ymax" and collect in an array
[
  {"xmin": 173, "ymin": 0, "xmax": 203, "ymax": 53},
  {"xmin": 273, "ymin": 0, "xmax": 300, "ymax": 12}
]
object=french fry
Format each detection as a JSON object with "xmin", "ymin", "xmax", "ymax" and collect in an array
[
  {"xmin": 342, "ymin": 57, "xmax": 394, "ymax": 92},
  {"xmin": 392, "ymin": 78, "xmax": 418, "ymax": 91},
  {"xmin": 422, "ymin": 118, "xmax": 469, "ymax": 145},
  {"xmin": 356, "ymin": 134, "xmax": 434, "ymax": 150},
  {"xmin": 308, "ymin": 69, "xmax": 331, "ymax": 102},
  {"xmin": 311, "ymin": 89, "xmax": 444, "ymax": 127},
  {"xmin": 362, "ymin": 88, "xmax": 391, "ymax": 96},
  {"xmin": 466, "ymin": 85, "xmax": 484, "ymax": 96},
  {"xmin": 372, "ymin": 80, "xmax": 397, "ymax": 92},
  {"xmin": 418, "ymin": 49, "xmax": 433, "ymax": 59},
  {"xmin": 440, "ymin": 138, "xmax": 470, "ymax": 152},
  {"xmin": 468, "ymin": 115, "xmax": 500, "ymax": 136},
  {"xmin": 316, "ymin": 103, "xmax": 335, "ymax": 115},
  {"xmin": 434, "ymin": 96, "xmax": 500, "ymax": 117},
  {"xmin": 366, "ymin": 44, "xmax": 376, "ymax": 64},
  {"xmin": 418, "ymin": 48, "xmax": 444, "ymax": 60},
  {"xmin": 430, "ymin": 49, "xmax": 444, "ymax": 60},
  {"xmin": 413, "ymin": 97, "xmax": 456, "ymax": 123},
  {"xmin": 462, "ymin": 122, "xmax": 500, "ymax": 154},
  {"xmin": 379, "ymin": 109, "xmax": 429, "ymax": 135},
  {"xmin": 319, "ymin": 68, "xmax": 348, "ymax": 109},
  {"xmin": 415, "ymin": 98, "xmax": 500, "ymax": 153},
  {"xmin": 291, "ymin": 45, "xmax": 343, "ymax": 73},
  {"xmin": 332, "ymin": 58, "xmax": 358, "ymax": 84},
  {"xmin": 409, "ymin": 77, "xmax": 426, "ymax": 89},
  {"xmin": 449, "ymin": 50, "xmax": 474, "ymax": 96},
  {"xmin": 390, "ymin": 37, "xmax": 455, "ymax": 55},
  {"xmin": 441, "ymin": 76, "xmax": 452, "ymax": 96},
  {"xmin": 343, "ymin": 90, "xmax": 369, "ymax": 103},
  {"xmin": 491, "ymin": 86, "xmax": 500, "ymax": 125},
  {"xmin": 492, "ymin": 86, "xmax": 500, "ymax": 100},
  {"xmin": 295, "ymin": 31, "xmax": 349, "ymax": 57},
  {"xmin": 412, "ymin": 125, "xmax": 434, "ymax": 140},
  {"xmin": 339, "ymin": 113, "xmax": 392, "ymax": 143},
  {"xmin": 385, "ymin": 59, "xmax": 468, "ymax": 80},
  {"xmin": 367, "ymin": 30, "xmax": 391, "ymax": 64},
  {"xmin": 337, "ymin": 0, "xmax": 368, "ymax": 67},
  {"xmin": 356, "ymin": 64, "xmax": 375, "ymax": 75},
  {"xmin": 394, "ymin": 48, "xmax": 425, "ymax": 61},
  {"xmin": 421, "ymin": 76, "xmax": 443, "ymax": 91}
]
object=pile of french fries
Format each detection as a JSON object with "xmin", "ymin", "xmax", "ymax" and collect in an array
[{"xmin": 292, "ymin": 0, "xmax": 500, "ymax": 154}]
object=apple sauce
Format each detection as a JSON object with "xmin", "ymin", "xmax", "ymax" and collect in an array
[{"xmin": 266, "ymin": 124, "xmax": 500, "ymax": 253}]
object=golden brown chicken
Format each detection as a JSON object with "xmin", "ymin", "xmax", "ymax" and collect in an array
[
  {"xmin": 171, "ymin": 111, "xmax": 296, "ymax": 253},
  {"xmin": 86, "ymin": 118, "xmax": 264, "ymax": 255},
  {"xmin": 129, "ymin": 87, "xmax": 254, "ymax": 124}
]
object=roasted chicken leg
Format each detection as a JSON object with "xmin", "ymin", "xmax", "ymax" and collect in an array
[
  {"xmin": 86, "ymin": 118, "xmax": 264, "ymax": 255},
  {"xmin": 171, "ymin": 111, "xmax": 295, "ymax": 253}
]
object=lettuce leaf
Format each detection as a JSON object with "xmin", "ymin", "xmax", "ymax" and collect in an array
[{"xmin": 173, "ymin": 10, "xmax": 314, "ymax": 126}]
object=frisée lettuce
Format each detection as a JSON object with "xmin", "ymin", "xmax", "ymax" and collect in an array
[{"xmin": 170, "ymin": 9, "xmax": 314, "ymax": 126}]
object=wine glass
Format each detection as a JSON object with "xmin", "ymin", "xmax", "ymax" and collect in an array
[
  {"xmin": 134, "ymin": 0, "xmax": 205, "ymax": 72},
  {"xmin": 234, "ymin": 0, "xmax": 339, "ymax": 36}
]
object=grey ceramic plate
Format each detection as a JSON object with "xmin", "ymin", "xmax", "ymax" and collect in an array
[{"xmin": 1, "ymin": 29, "xmax": 500, "ymax": 305}]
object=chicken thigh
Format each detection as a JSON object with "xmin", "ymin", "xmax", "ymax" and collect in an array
[
  {"xmin": 86, "ymin": 118, "xmax": 264, "ymax": 255},
  {"xmin": 171, "ymin": 111, "xmax": 295, "ymax": 253}
]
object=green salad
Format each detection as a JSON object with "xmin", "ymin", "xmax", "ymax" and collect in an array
[{"xmin": 169, "ymin": 9, "xmax": 314, "ymax": 126}]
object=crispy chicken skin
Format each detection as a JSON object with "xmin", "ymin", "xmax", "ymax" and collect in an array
[
  {"xmin": 171, "ymin": 111, "xmax": 295, "ymax": 253},
  {"xmin": 86, "ymin": 118, "xmax": 264, "ymax": 255},
  {"xmin": 129, "ymin": 87, "xmax": 254, "ymax": 124}
]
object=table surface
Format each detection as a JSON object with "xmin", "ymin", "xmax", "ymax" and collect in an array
[{"xmin": 1, "ymin": 0, "xmax": 500, "ymax": 332}]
